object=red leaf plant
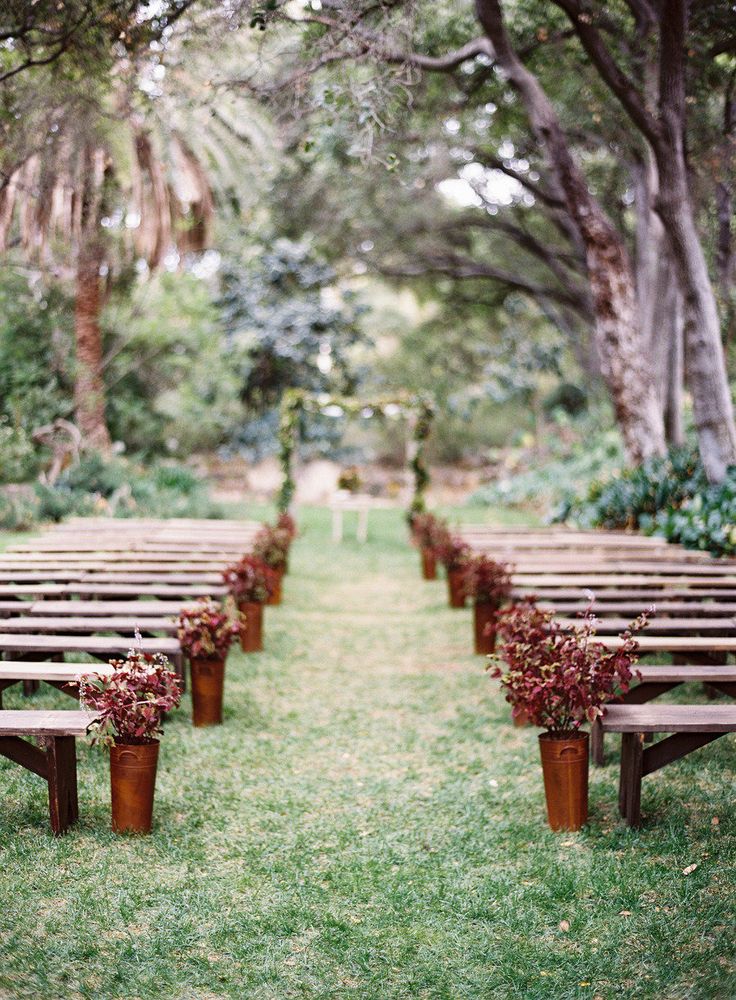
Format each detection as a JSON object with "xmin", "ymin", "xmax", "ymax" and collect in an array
[
  {"xmin": 222, "ymin": 554, "xmax": 278, "ymax": 604},
  {"xmin": 79, "ymin": 649, "xmax": 182, "ymax": 747},
  {"xmin": 177, "ymin": 597, "xmax": 241, "ymax": 660},
  {"xmin": 463, "ymin": 554, "xmax": 514, "ymax": 607},
  {"xmin": 276, "ymin": 512, "xmax": 298, "ymax": 540},
  {"xmin": 487, "ymin": 599, "xmax": 651, "ymax": 734},
  {"xmin": 435, "ymin": 532, "xmax": 472, "ymax": 572},
  {"xmin": 409, "ymin": 512, "xmax": 448, "ymax": 551},
  {"xmin": 252, "ymin": 524, "xmax": 291, "ymax": 571}
]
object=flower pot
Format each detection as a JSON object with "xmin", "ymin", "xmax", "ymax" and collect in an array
[
  {"xmin": 421, "ymin": 548, "xmax": 437, "ymax": 580},
  {"xmin": 447, "ymin": 568, "xmax": 466, "ymax": 608},
  {"xmin": 190, "ymin": 656, "xmax": 225, "ymax": 726},
  {"xmin": 538, "ymin": 731, "xmax": 589, "ymax": 832},
  {"xmin": 513, "ymin": 709, "xmax": 529, "ymax": 727},
  {"xmin": 110, "ymin": 740, "xmax": 159, "ymax": 834},
  {"xmin": 239, "ymin": 601, "xmax": 264, "ymax": 653},
  {"xmin": 473, "ymin": 602, "xmax": 498, "ymax": 654},
  {"xmin": 266, "ymin": 568, "xmax": 284, "ymax": 606}
]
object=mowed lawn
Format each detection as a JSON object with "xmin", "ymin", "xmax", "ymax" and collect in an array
[{"xmin": 1, "ymin": 507, "xmax": 735, "ymax": 999}]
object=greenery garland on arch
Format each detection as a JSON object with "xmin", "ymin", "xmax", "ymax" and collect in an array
[{"xmin": 276, "ymin": 389, "xmax": 434, "ymax": 517}]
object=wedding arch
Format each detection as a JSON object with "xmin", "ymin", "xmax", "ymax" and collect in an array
[{"xmin": 276, "ymin": 388, "xmax": 434, "ymax": 516}]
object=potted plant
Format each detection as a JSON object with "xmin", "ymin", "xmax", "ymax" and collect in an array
[
  {"xmin": 79, "ymin": 649, "xmax": 182, "ymax": 834},
  {"xmin": 436, "ymin": 533, "xmax": 471, "ymax": 607},
  {"xmin": 463, "ymin": 555, "xmax": 514, "ymax": 654},
  {"xmin": 488, "ymin": 600, "xmax": 648, "ymax": 832},
  {"xmin": 276, "ymin": 512, "xmax": 298, "ymax": 572},
  {"xmin": 222, "ymin": 554, "xmax": 278, "ymax": 652},
  {"xmin": 409, "ymin": 511, "xmax": 446, "ymax": 580},
  {"xmin": 337, "ymin": 466, "xmax": 362, "ymax": 493},
  {"xmin": 177, "ymin": 597, "xmax": 242, "ymax": 727},
  {"xmin": 252, "ymin": 524, "xmax": 291, "ymax": 604}
]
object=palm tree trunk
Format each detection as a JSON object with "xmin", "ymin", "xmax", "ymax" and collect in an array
[{"xmin": 74, "ymin": 237, "xmax": 111, "ymax": 451}]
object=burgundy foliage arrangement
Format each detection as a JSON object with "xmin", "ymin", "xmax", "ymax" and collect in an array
[
  {"xmin": 435, "ymin": 533, "xmax": 471, "ymax": 572},
  {"xmin": 409, "ymin": 512, "xmax": 447, "ymax": 551},
  {"xmin": 223, "ymin": 554, "xmax": 278, "ymax": 604},
  {"xmin": 252, "ymin": 524, "xmax": 291, "ymax": 571},
  {"xmin": 488, "ymin": 599, "xmax": 650, "ymax": 733},
  {"xmin": 276, "ymin": 512, "xmax": 298, "ymax": 540},
  {"xmin": 463, "ymin": 555, "xmax": 514, "ymax": 606},
  {"xmin": 79, "ymin": 650, "xmax": 183, "ymax": 747},
  {"xmin": 177, "ymin": 597, "xmax": 241, "ymax": 660}
]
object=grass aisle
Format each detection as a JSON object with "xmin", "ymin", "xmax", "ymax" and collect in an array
[{"xmin": 1, "ymin": 507, "xmax": 735, "ymax": 999}]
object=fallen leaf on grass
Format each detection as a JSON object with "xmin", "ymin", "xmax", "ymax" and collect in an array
[
  {"xmin": 712, "ymin": 817, "xmax": 720, "ymax": 826},
  {"xmin": 559, "ymin": 920, "xmax": 570, "ymax": 932},
  {"xmin": 682, "ymin": 864, "xmax": 698, "ymax": 876},
  {"xmin": 619, "ymin": 910, "xmax": 632, "ymax": 916}
]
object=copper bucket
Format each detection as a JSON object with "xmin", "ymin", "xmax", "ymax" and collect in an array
[
  {"xmin": 239, "ymin": 601, "xmax": 264, "ymax": 653},
  {"xmin": 447, "ymin": 569, "xmax": 466, "ymax": 608},
  {"xmin": 266, "ymin": 569, "xmax": 283, "ymax": 606},
  {"xmin": 421, "ymin": 548, "xmax": 437, "ymax": 580},
  {"xmin": 539, "ymin": 732, "xmax": 589, "ymax": 831},
  {"xmin": 190, "ymin": 656, "xmax": 225, "ymax": 726},
  {"xmin": 110, "ymin": 741, "xmax": 160, "ymax": 834},
  {"xmin": 473, "ymin": 602, "xmax": 497, "ymax": 654}
]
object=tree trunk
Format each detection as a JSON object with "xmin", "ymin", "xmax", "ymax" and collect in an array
[
  {"xmin": 74, "ymin": 238, "xmax": 111, "ymax": 451},
  {"xmin": 475, "ymin": 0, "xmax": 666, "ymax": 464},
  {"xmin": 633, "ymin": 156, "xmax": 684, "ymax": 446},
  {"xmin": 655, "ymin": 156, "xmax": 735, "ymax": 479}
]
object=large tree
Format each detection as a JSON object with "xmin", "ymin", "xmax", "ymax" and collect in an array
[{"xmin": 217, "ymin": 0, "xmax": 736, "ymax": 479}]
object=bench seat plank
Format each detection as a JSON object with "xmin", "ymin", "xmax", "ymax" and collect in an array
[
  {"xmin": 557, "ymin": 616, "xmax": 736, "ymax": 634},
  {"xmin": 0, "ymin": 616, "xmax": 176, "ymax": 634},
  {"xmin": 601, "ymin": 704, "xmax": 736, "ymax": 733},
  {"xmin": 0, "ymin": 634, "xmax": 179, "ymax": 655},
  {"xmin": 0, "ymin": 709, "xmax": 95, "ymax": 736},
  {"xmin": 0, "ymin": 662, "xmax": 112, "ymax": 683},
  {"xmin": 27, "ymin": 600, "xmax": 189, "ymax": 616}
]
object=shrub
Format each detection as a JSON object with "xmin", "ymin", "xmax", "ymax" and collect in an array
[
  {"xmin": 463, "ymin": 555, "xmax": 514, "ymax": 606},
  {"xmin": 80, "ymin": 650, "xmax": 182, "ymax": 747},
  {"xmin": 488, "ymin": 600, "xmax": 649, "ymax": 732},
  {"xmin": 177, "ymin": 598, "xmax": 241, "ymax": 660},
  {"xmin": 0, "ymin": 485, "xmax": 40, "ymax": 530},
  {"xmin": 0, "ymin": 419, "xmax": 41, "ymax": 484},
  {"xmin": 223, "ymin": 555, "xmax": 278, "ymax": 604},
  {"xmin": 561, "ymin": 447, "xmax": 704, "ymax": 530}
]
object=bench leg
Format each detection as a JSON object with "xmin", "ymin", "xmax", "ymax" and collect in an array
[
  {"xmin": 22, "ymin": 680, "xmax": 40, "ymax": 697},
  {"xmin": 43, "ymin": 736, "xmax": 79, "ymax": 835},
  {"xmin": 618, "ymin": 733, "xmax": 643, "ymax": 827},
  {"xmin": 590, "ymin": 719, "xmax": 605, "ymax": 766}
]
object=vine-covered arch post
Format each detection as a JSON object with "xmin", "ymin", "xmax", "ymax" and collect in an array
[{"xmin": 276, "ymin": 391, "xmax": 434, "ymax": 517}]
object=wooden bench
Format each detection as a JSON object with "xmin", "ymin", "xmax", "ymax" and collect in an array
[
  {"xmin": 591, "ymin": 664, "xmax": 736, "ymax": 764},
  {"xmin": 600, "ymin": 703, "xmax": 736, "ymax": 826},
  {"xmin": 0, "ymin": 709, "xmax": 97, "ymax": 834},
  {"xmin": 26, "ymin": 600, "xmax": 187, "ymax": 616},
  {"xmin": 557, "ymin": 616, "xmax": 736, "ymax": 635}
]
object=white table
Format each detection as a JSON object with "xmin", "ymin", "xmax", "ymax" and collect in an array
[{"xmin": 329, "ymin": 493, "xmax": 393, "ymax": 543}]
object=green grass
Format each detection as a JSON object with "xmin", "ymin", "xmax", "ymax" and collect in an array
[{"xmin": 1, "ymin": 506, "xmax": 735, "ymax": 999}]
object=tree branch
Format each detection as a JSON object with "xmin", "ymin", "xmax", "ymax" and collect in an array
[{"xmin": 550, "ymin": 0, "xmax": 661, "ymax": 146}]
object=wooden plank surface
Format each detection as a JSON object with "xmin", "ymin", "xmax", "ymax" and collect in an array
[
  {"xmin": 0, "ymin": 616, "xmax": 177, "ymax": 634},
  {"xmin": 0, "ymin": 709, "xmax": 96, "ymax": 736},
  {"xmin": 0, "ymin": 634, "xmax": 179, "ymax": 655},
  {"xmin": 557, "ymin": 617, "xmax": 736, "ymax": 634},
  {"xmin": 598, "ymin": 635, "xmax": 736, "ymax": 652},
  {"xmin": 636, "ymin": 664, "xmax": 736, "ymax": 683},
  {"xmin": 601, "ymin": 704, "xmax": 736, "ymax": 733},
  {"xmin": 27, "ymin": 600, "xmax": 188, "ymax": 616},
  {"xmin": 0, "ymin": 662, "xmax": 112, "ymax": 682}
]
